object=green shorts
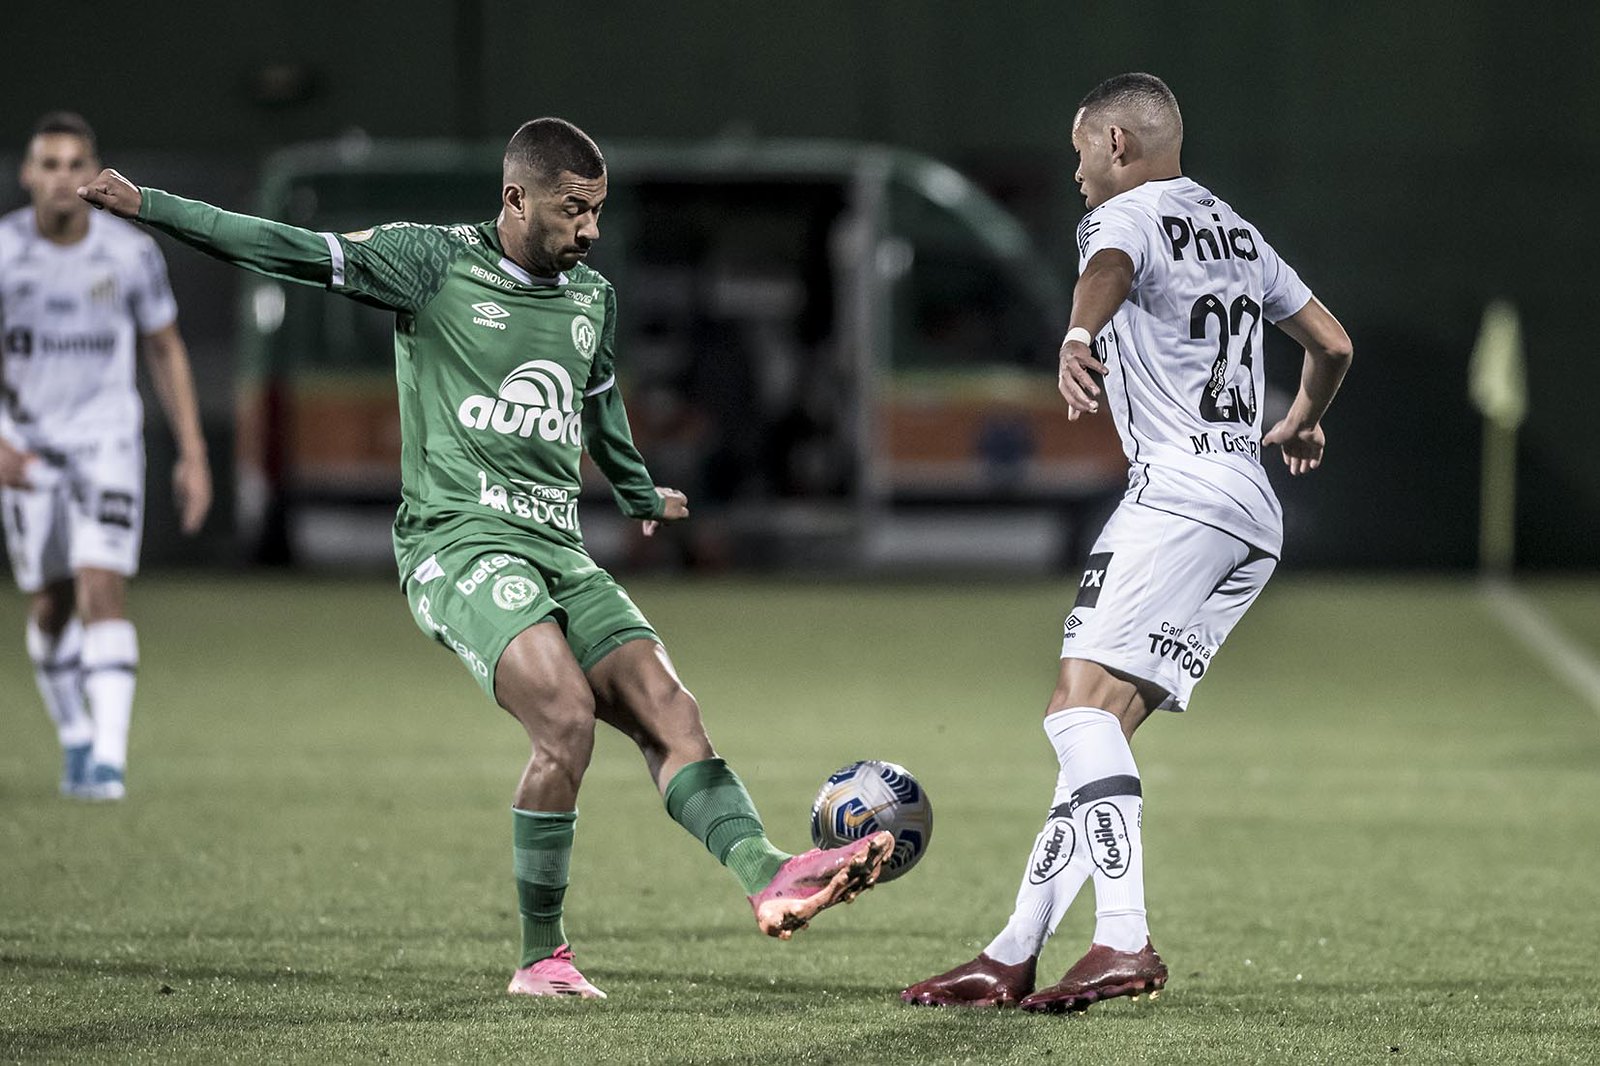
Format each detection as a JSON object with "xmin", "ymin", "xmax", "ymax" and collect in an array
[{"xmin": 402, "ymin": 534, "xmax": 658, "ymax": 702}]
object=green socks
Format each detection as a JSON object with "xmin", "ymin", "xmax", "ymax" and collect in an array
[
  {"xmin": 512, "ymin": 808, "xmax": 576, "ymax": 967},
  {"xmin": 513, "ymin": 761, "xmax": 786, "ymax": 966},
  {"xmin": 664, "ymin": 758, "xmax": 791, "ymax": 894}
]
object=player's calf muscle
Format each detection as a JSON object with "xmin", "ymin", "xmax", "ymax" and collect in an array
[{"xmin": 642, "ymin": 699, "xmax": 715, "ymax": 768}]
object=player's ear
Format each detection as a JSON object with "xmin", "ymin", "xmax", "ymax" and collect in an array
[
  {"xmin": 1107, "ymin": 125, "xmax": 1128, "ymax": 165},
  {"xmin": 503, "ymin": 182, "xmax": 527, "ymax": 218}
]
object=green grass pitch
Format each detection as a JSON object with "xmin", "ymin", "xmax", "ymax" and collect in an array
[{"xmin": 3, "ymin": 574, "xmax": 1599, "ymax": 1064}]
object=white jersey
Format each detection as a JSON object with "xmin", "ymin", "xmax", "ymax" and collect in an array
[
  {"xmin": 0, "ymin": 207, "xmax": 177, "ymax": 448},
  {"xmin": 1077, "ymin": 176, "xmax": 1312, "ymax": 556}
]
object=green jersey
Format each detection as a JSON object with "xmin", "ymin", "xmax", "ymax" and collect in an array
[{"xmin": 137, "ymin": 190, "xmax": 662, "ymax": 577}]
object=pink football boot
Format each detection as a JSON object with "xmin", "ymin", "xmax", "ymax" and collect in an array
[
  {"xmin": 749, "ymin": 831, "xmax": 894, "ymax": 939},
  {"xmin": 507, "ymin": 945, "xmax": 607, "ymax": 999}
]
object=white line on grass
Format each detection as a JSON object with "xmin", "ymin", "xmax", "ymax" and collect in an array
[{"xmin": 1481, "ymin": 578, "xmax": 1600, "ymax": 716}]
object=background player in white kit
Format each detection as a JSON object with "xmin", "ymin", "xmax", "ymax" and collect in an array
[
  {"xmin": 0, "ymin": 113, "xmax": 211, "ymax": 800},
  {"xmin": 903, "ymin": 73, "xmax": 1354, "ymax": 1013}
]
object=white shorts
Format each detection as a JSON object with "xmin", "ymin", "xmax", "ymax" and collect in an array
[
  {"xmin": 1060, "ymin": 502, "xmax": 1275, "ymax": 711},
  {"xmin": 1, "ymin": 436, "xmax": 145, "ymax": 593}
]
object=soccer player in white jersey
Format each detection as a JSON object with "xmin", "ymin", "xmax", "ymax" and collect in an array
[
  {"xmin": 0, "ymin": 113, "xmax": 211, "ymax": 800},
  {"xmin": 903, "ymin": 73, "xmax": 1353, "ymax": 1013}
]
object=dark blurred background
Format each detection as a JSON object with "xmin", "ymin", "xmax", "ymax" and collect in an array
[{"xmin": 3, "ymin": 0, "xmax": 1594, "ymax": 572}]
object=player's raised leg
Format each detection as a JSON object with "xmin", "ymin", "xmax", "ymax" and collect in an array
[
  {"xmin": 76, "ymin": 568, "xmax": 137, "ymax": 801},
  {"xmin": 26, "ymin": 582, "xmax": 95, "ymax": 795},
  {"xmin": 496, "ymin": 621, "xmax": 606, "ymax": 998},
  {"xmin": 587, "ymin": 638, "xmax": 893, "ymax": 939}
]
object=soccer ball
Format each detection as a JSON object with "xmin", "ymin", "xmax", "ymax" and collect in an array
[{"xmin": 809, "ymin": 760, "xmax": 932, "ymax": 882}]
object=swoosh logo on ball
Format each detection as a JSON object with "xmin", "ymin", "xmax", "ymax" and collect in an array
[{"xmin": 842, "ymin": 802, "xmax": 894, "ymax": 830}]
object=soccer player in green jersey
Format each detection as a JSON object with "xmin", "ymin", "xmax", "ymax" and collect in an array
[{"xmin": 78, "ymin": 118, "xmax": 893, "ymax": 999}]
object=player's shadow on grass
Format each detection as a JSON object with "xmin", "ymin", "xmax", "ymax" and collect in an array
[
  {"xmin": 3, "ymin": 958, "xmax": 521, "ymax": 1059},
  {"xmin": 675, "ymin": 1015, "xmax": 1046, "ymax": 1066},
  {"xmin": 608, "ymin": 967, "xmax": 890, "ymax": 1000},
  {"xmin": 596, "ymin": 922, "xmax": 946, "ymax": 946},
  {"xmin": 4, "ymin": 1000, "xmax": 497, "ymax": 1061},
  {"xmin": 0, "ymin": 952, "xmax": 343, "ymax": 986}
]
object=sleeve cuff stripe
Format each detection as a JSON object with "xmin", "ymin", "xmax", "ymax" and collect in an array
[
  {"xmin": 319, "ymin": 232, "xmax": 345, "ymax": 287},
  {"xmin": 584, "ymin": 375, "xmax": 616, "ymax": 397},
  {"xmin": 138, "ymin": 310, "xmax": 179, "ymax": 336}
]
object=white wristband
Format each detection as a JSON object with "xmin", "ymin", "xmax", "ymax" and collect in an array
[{"xmin": 1063, "ymin": 326, "xmax": 1094, "ymax": 348}]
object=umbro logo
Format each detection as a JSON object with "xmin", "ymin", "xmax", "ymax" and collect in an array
[
  {"xmin": 1197, "ymin": 197, "xmax": 1215, "ymax": 207},
  {"xmin": 471, "ymin": 302, "xmax": 509, "ymax": 330}
]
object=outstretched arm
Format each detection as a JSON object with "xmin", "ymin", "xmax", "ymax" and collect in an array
[
  {"xmin": 1261, "ymin": 297, "xmax": 1354, "ymax": 476},
  {"xmin": 80, "ymin": 169, "xmax": 438, "ymax": 313},
  {"xmin": 80, "ymin": 169, "xmax": 339, "ymax": 291},
  {"xmin": 141, "ymin": 323, "xmax": 212, "ymax": 534}
]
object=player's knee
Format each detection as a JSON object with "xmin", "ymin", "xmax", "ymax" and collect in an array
[
  {"xmin": 1046, "ymin": 658, "xmax": 1149, "ymax": 719},
  {"xmin": 529, "ymin": 698, "xmax": 598, "ymax": 776},
  {"xmin": 75, "ymin": 570, "xmax": 127, "ymax": 622},
  {"xmin": 508, "ymin": 669, "xmax": 595, "ymax": 719},
  {"xmin": 29, "ymin": 586, "xmax": 74, "ymax": 635},
  {"xmin": 504, "ymin": 664, "xmax": 596, "ymax": 730}
]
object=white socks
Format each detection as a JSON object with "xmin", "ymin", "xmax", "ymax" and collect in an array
[
  {"xmin": 27, "ymin": 619, "xmax": 93, "ymax": 749},
  {"xmin": 983, "ymin": 773, "xmax": 1097, "ymax": 964},
  {"xmin": 986, "ymin": 706, "xmax": 1149, "ymax": 962},
  {"xmin": 82, "ymin": 620, "xmax": 138, "ymax": 771},
  {"xmin": 1047, "ymin": 707, "xmax": 1147, "ymax": 951}
]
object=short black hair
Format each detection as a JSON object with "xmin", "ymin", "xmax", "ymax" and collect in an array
[
  {"xmin": 503, "ymin": 117, "xmax": 604, "ymax": 187},
  {"xmin": 1078, "ymin": 73, "xmax": 1182, "ymax": 150},
  {"xmin": 32, "ymin": 111, "xmax": 97, "ymax": 154}
]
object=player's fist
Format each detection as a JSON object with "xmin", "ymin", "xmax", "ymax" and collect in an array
[
  {"xmin": 78, "ymin": 168, "xmax": 142, "ymax": 218},
  {"xmin": 0, "ymin": 440, "xmax": 37, "ymax": 489},
  {"xmin": 641, "ymin": 487, "xmax": 689, "ymax": 537},
  {"xmin": 173, "ymin": 453, "xmax": 213, "ymax": 535},
  {"xmin": 1263, "ymin": 417, "xmax": 1326, "ymax": 476},
  {"xmin": 1057, "ymin": 337, "xmax": 1108, "ymax": 420}
]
